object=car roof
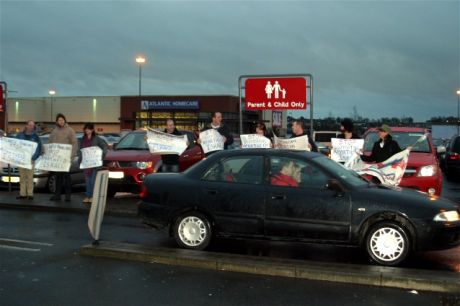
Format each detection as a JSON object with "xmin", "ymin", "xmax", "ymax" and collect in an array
[
  {"xmin": 206, "ymin": 149, "xmax": 323, "ymax": 159},
  {"xmin": 366, "ymin": 127, "xmax": 428, "ymax": 133}
]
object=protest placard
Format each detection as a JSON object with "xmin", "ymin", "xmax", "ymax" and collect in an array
[
  {"xmin": 80, "ymin": 146, "xmax": 103, "ymax": 169},
  {"xmin": 331, "ymin": 138, "xmax": 364, "ymax": 162},
  {"xmin": 199, "ymin": 129, "xmax": 224, "ymax": 154},
  {"xmin": 0, "ymin": 137, "xmax": 38, "ymax": 169},
  {"xmin": 146, "ymin": 129, "xmax": 188, "ymax": 155},
  {"xmin": 274, "ymin": 135, "xmax": 310, "ymax": 151},
  {"xmin": 240, "ymin": 134, "xmax": 271, "ymax": 149},
  {"xmin": 35, "ymin": 143, "xmax": 72, "ymax": 172}
]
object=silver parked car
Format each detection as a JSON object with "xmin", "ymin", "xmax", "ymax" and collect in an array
[{"xmin": 0, "ymin": 133, "xmax": 87, "ymax": 193}]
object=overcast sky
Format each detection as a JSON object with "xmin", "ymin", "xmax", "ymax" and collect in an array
[{"xmin": 0, "ymin": 0, "xmax": 459, "ymax": 121}]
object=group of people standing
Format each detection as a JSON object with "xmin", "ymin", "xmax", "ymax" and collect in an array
[
  {"xmin": 11, "ymin": 111, "xmax": 401, "ymax": 202},
  {"xmin": 14, "ymin": 113, "xmax": 106, "ymax": 204}
]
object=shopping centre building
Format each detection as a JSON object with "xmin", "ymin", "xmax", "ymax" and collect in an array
[{"xmin": 2, "ymin": 95, "xmax": 287, "ymax": 135}]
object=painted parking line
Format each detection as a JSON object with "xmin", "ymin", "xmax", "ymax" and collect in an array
[
  {"xmin": 0, "ymin": 238, "xmax": 54, "ymax": 247},
  {"xmin": 0, "ymin": 245, "xmax": 41, "ymax": 252}
]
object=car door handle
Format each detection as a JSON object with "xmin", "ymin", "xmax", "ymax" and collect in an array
[
  {"xmin": 271, "ymin": 195, "xmax": 286, "ymax": 200},
  {"xmin": 206, "ymin": 189, "xmax": 219, "ymax": 195}
]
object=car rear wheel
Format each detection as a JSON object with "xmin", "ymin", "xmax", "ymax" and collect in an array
[
  {"xmin": 366, "ymin": 221, "xmax": 410, "ymax": 266},
  {"xmin": 173, "ymin": 212, "xmax": 211, "ymax": 250}
]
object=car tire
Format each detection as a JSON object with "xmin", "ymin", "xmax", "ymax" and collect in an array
[
  {"xmin": 47, "ymin": 174, "xmax": 57, "ymax": 194},
  {"xmin": 173, "ymin": 212, "xmax": 212, "ymax": 250},
  {"xmin": 365, "ymin": 221, "xmax": 410, "ymax": 266}
]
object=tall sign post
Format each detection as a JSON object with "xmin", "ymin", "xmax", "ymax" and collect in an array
[
  {"xmin": 0, "ymin": 82, "xmax": 7, "ymax": 133},
  {"xmin": 238, "ymin": 74, "xmax": 313, "ymax": 135}
]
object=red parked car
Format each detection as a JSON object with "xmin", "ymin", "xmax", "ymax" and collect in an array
[
  {"xmin": 363, "ymin": 127, "xmax": 443, "ymax": 196},
  {"xmin": 104, "ymin": 129, "xmax": 204, "ymax": 197}
]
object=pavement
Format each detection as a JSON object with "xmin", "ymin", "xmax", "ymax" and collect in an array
[
  {"xmin": 1, "ymin": 189, "xmax": 459, "ymax": 294},
  {"xmin": 0, "ymin": 191, "xmax": 138, "ymax": 216}
]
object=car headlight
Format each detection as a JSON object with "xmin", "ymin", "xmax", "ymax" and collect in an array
[
  {"xmin": 433, "ymin": 211, "xmax": 460, "ymax": 222},
  {"xmin": 136, "ymin": 161, "xmax": 152, "ymax": 169},
  {"xmin": 417, "ymin": 165, "xmax": 437, "ymax": 177}
]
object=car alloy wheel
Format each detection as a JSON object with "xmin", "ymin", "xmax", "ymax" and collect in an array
[
  {"xmin": 366, "ymin": 222, "xmax": 410, "ymax": 266},
  {"xmin": 174, "ymin": 212, "xmax": 211, "ymax": 250}
]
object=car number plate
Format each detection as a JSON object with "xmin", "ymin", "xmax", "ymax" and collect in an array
[
  {"xmin": 108, "ymin": 172, "xmax": 124, "ymax": 179},
  {"xmin": 1, "ymin": 176, "xmax": 20, "ymax": 183}
]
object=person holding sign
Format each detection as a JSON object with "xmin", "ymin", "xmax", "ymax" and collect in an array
[
  {"xmin": 78, "ymin": 123, "xmax": 107, "ymax": 204},
  {"xmin": 161, "ymin": 119, "xmax": 183, "ymax": 173},
  {"xmin": 338, "ymin": 118, "xmax": 360, "ymax": 140},
  {"xmin": 49, "ymin": 113, "xmax": 78, "ymax": 202},
  {"xmin": 199, "ymin": 111, "xmax": 233, "ymax": 156},
  {"xmin": 16, "ymin": 120, "xmax": 42, "ymax": 200},
  {"xmin": 291, "ymin": 120, "xmax": 318, "ymax": 152},
  {"xmin": 361, "ymin": 124, "xmax": 402, "ymax": 163}
]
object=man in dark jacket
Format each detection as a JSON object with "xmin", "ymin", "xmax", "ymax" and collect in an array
[
  {"xmin": 200, "ymin": 112, "xmax": 233, "ymax": 155},
  {"xmin": 362, "ymin": 124, "xmax": 401, "ymax": 163},
  {"xmin": 291, "ymin": 120, "xmax": 318, "ymax": 152},
  {"xmin": 16, "ymin": 120, "xmax": 42, "ymax": 199},
  {"xmin": 161, "ymin": 119, "xmax": 182, "ymax": 172}
]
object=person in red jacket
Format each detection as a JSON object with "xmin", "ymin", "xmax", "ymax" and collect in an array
[{"xmin": 271, "ymin": 160, "xmax": 299, "ymax": 187}]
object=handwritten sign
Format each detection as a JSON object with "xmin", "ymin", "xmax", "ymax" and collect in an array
[
  {"xmin": 274, "ymin": 135, "xmax": 310, "ymax": 151},
  {"xmin": 199, "ymin": 129, "xmax": 224, "ymax": 154},
  {"xmin": 146, "ymin": 129, "xmax": 188, "ymax": 155},
  {"xmin": 331, "ymin": 138, "xmax": 364, "ymax": 162},
  {"xmin": 35, "ymin": 143, "xmax": 72, "ymax": 172},
  {"xmin": 0, "ymin": 137, "xmax": 38, "ymax": 169},
  {"xmin": 240, "ymin": 134, "xmax": 271, "ymax": 149},
  {"xmin": 80, "ymin": 146, "xmax": 103, "ymax": 169}
]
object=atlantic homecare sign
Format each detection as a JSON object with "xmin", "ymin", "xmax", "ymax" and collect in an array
[
  {"xmin": 245, "ymin": 77, "xmax": 307, "ymax": 110},
  {"xmin": 141, "ymin": 100, "xmax": 200, "ymax": 110}
]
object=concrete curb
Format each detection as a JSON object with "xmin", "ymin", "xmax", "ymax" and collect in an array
[{"xmin": 80, "ymin": 241, "xmax": 460, "ymax": 293}]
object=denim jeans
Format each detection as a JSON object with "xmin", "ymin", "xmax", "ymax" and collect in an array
[
  {"xmin": 85, "ymin": 170, "xmax": 97, "ymax": 198},
  {"xmin": 161, "ymin": 164, "xmax": 179, "ymax": 173}
]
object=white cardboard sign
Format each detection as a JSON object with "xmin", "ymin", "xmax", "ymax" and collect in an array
[
  {"xmin": 35, "ymin": 143, "xmax": 72, "ymax": 172},
  {"xmin": 0, "ymin": 137, "xmax": 38, "ymax": 169}
]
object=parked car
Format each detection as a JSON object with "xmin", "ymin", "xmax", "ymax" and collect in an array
[
  {"xmin": 315, "ymin": 141, "xmax": 331, "ymax": 157},
  {"xmin": 363, "ymin": 127, "xmax": 443, "ymax": 196},
  {"xmin": 444, "ymin": 135, "xmax": 460, "ymax": 180},
  {"xmin": 99, "ymin": 133, "xmax": 121, "ymax": 150},
  {"xmin": 104, "ymin": 129, "xmax": 204, "ymax": 197},
  {"xmin": 138, "ymin": 149, "xmax": 460, "ymax": 266},
  {"xmin": 0, "ymin": 133, "xmax": 86, "ymax": 192},
  {"xmin": 313, "ymin": 131, "xmax": 340, "ymax": 147}
]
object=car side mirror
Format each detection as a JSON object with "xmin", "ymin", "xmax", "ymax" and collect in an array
[
  {"xmin": 436, "ymin": 145, "xmax": 446, "ymax": 154},
  {"xmin": 326, "ymin": 179, "xmax": 345, "ymax": 195}
]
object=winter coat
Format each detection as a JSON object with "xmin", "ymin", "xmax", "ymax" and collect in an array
[
  {"xmin": 361, "ymin": 134, "xmax": 402, "ymax": 163},
  {"xmin": 16, "ymin": 130, "xmax": 42, "ymax": 161}
]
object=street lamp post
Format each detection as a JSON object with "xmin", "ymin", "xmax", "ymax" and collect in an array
[
  {"xmin": 49, "ymin": 89, "xmax": 56, "ymax": 122},
  {"xmin": 457, "ymin": 89, "xmax": 460, "ymax": 135},
  {"xmin": 135, "ymin": 56, "xmax": 146, "ymax": 96}
]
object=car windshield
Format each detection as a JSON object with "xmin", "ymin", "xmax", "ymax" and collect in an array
[
  {"xmin": 364, "ymin": 132, "xmax": 431, "ymax": 153},
  {"xmin": 312, "ymin": 156, "xmax": 368, "ymax": 187},
  {"xmin": 115, "ymin": 132, "xmax": 148, "ymax": 150}
]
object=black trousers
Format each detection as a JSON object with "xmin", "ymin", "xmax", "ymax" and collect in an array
[{"xmin": 55, "ymin": 172, "xmax": 72, "ymax": 198}]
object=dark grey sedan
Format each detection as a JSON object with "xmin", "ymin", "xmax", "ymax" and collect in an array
[{"xmin": 138, "ymin": 149, "xmax": 460, "ymax": 266}]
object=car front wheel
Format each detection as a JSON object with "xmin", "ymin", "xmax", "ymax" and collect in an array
[
  {"xmin": 366, "ymin": 221, "xmax": 410, "ymax": 266},
  {"xmin": 173, "ymin": 212, "xmax": 211, "ymax": 250}
]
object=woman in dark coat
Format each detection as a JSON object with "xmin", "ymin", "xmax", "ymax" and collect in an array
[
  {"xmin": 362, "ymin": 124, "xmax": 401, "ymax": 163},
  {"xmin": 78, "ymin": 123, "xmax": 108, "ymax": 204}
]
